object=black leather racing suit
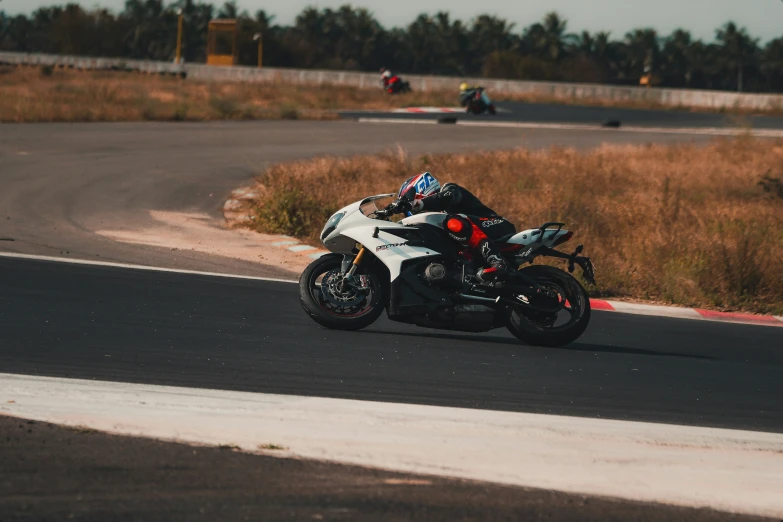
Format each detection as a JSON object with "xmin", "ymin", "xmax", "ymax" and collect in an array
[{"xmin": 413, "ymin": 183, "xmax": 516, "ymax": 280}]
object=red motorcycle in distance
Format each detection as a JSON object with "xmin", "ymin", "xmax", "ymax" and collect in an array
[{"xmin": 380, "ymin": 68, "xmax": 411, "ymax": 94}]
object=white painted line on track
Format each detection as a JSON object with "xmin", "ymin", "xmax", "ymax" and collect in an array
[
  {"xmin": 460, "ymin": 120, "xmax": 783, "ymax": 137},
  {"xmin": 1, "ymin": 373, "xmax": 782, "ymax": 518},
  {"xmin": 288, "ymin": 245, "xmax": 316, "ymax": 252},
  {"xmin": 271, "ymin": 240, "xmax": 299, "ymax": 246},
  {"xmin": 606, "ymin": 301, "xmax": 704, "ymax": 320},
  {"xmin": 356, "ymin": 117, "xmax": 783, "ymax": 138},
  {"xmin": 391, "ymin": 106, "xmax": 464, "ymax": 113},
  {"xmin": 359, "ymin": 117, "xmax": 436, "ymax": 125},
  {"xmin": 0, "ymin": 251, "xmax": 297, "ymax": 284}
]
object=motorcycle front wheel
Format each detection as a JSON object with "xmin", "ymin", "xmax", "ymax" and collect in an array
[
  {"xmin": 506, "ymin": 265, "xmax": 591, "ymax": 347},
  {"xmin": 299, "ymin": 254, "xmax": 386, "ymax": 331}
]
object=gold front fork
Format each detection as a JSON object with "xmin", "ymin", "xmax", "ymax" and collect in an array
[{"xmin": 344, "ymin": 246, "xmax": 367, "ymax": 278}]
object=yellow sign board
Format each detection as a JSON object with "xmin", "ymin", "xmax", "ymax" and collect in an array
[{"xmin": 207, "ymin": 20, "xmax": 237, "ymax": 67}]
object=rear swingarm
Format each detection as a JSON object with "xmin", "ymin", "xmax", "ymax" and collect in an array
[
  {"xmin": 463, "ymin": 275, "xmax": 564, "ymax": 314},
  {"xmin": 460, "ymin": 291, "xmax": 564, "ymax": 314}
]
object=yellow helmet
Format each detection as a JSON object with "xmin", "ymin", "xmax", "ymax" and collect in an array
[{"xmin": 459, "ymin": 82, "xmax": 469, "ymax": 91}]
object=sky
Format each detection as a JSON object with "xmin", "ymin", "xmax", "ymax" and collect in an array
[{"xmin": 3, "ymin": 0, "xmax": 783, "ymax": 43}]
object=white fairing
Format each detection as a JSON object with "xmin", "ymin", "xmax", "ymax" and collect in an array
[
  {"xmin": 507, "ymin": 228, "xmax": 570, "ymax": 247},
  {"xmin": 320, "ymin": 195, "xmax": 573, "ymax": 279},
  {"xmin": 321, "ymin": 196, "xmax": 441, "ymax": 281},
  {"xmin": 506, "ymin": 227, "xmax": 572, "ymax": 258},
  {"xmin": 400, "ymin": 212, "xmax": 448, "ymax": 228}
]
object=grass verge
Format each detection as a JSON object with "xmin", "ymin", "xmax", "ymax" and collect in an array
[
  {"xmin": 2, "ymin": 65, "xmax": 780, "ymax": 123},
  {"xmin": 0, "ymin": 66, "xmax": 458, "ymax": 123},
  {"xmin": 240, "ymin": 137, "xmax": 783, "ymax": 315}
]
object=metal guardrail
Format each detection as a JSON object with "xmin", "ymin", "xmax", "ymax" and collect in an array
[{"xmin": 2, "ymin": 51, "xmax": 782, "ymax": 111}]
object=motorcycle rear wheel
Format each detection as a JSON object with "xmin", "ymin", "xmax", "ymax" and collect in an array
[
  {"xmin": 506, "ymin": 265, "xmax": 591, "ymax": 347},
  {"xmin": 299, "ymin": 254, "xmax": 386, "ymax": 331}
]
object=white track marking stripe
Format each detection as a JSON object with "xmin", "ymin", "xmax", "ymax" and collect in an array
[
  {"xmin": 606, "ymin": 301, "xmax": 704, "ymax": 319},
  {"xmin": 1, "ymin": 373, "xmax": 782, "ymax": 518},
  {"xmin": 356, "ymin": 117, "xmax": 783, "ymax": 137},
  {"xmin": 288, "ymin": 245, "xmax": 317, "ymax": 252},
  {"xmin": 0, "ymin": 252, "xmax": 297, "ymax": 284}
]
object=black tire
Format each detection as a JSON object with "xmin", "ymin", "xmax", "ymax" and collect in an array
[
  {"xmin": 506, "ymin": 265, "xmax": 591, "ymax": 347},
  {"xmin": 299, "ymin": 254, "xmax": 386, "ymax": 331}
]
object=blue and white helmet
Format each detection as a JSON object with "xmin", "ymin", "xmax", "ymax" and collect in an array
[{"xmin": 397, "ymin": 172, "xmax": 440, "ymax": 207}]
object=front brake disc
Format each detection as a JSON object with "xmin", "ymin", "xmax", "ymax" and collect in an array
[{"xmin": 320, "ymin": 272, "xmax": 367, "ymax": 309}]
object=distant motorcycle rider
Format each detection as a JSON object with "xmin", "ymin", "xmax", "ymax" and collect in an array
[
  {"xmin": 459, "ymin": 82, "xmax": 495, "ymax": 114},
  {"xmin": 385, "ymin": 172, "xmax": 516, "ymax": 283},
  {"xmin": 380, "ymin": 67, "xmax": 393, "ymax": 88},
  {"xmin": 458, "ymin": 82, "xmax": 479, "ymax": 106}
]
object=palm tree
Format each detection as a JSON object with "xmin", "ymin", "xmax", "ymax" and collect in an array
[
  {"xmin": 121, "ymin": 0, "xmax": 176, "ymax": 60},
  {"xmin": 574, "ymin": 30, "xmax": 594, "ymax": 55},
  {"xmin": 716, "ymin": 22, "xmax": 758, "ymax": 92},
  {"xmin": 331, "ymin": 6, "xmax": 385, "ymax": 70},
  {"xmin": 661, "ymin": 29, "xmax": 694, "ymax": 87},
  {"xmin": 405, "ymin": 12, "xmax": 467, "ymax": 74},
  {"xmin": 761, "ymin": 37, "xmax": 783, "ymax": 91},
  {"xmin": 470, "ymin": 14, "xmax": 515, "ymax": 55},
  {"xmin": 623, "ymin": 28, "xmax": 659, "ymax": 79},
  {"xmin": 217, "ymin": 1, "xmax": 239, "ymax": 20},
  {"xmin": 469, "ymin": 14, "xmax": 517, "ymax": 75},
  {"xmin": 0, "ymin": 9, "xmax": 10, "ymax": 46},
  {"xmin": 532, "ymin": 12, "xmax": 576, "ymax": 61}
]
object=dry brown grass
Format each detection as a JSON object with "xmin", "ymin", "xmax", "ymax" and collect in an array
[
  {"xmin": 3, "ymin": 65, "xmax": 778, "ymax": 123},
  {"xmin": 0, "ymin": 65, "xmax": 458, "ymax": 123},
  {"xmin": 246, "ymin": 138, "xmax": 783, "ymax": 315}
]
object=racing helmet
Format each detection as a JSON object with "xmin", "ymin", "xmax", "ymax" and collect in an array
[
  {"xmin": 397, "ymin": 172, "xmax": 440, "ymax": 215},
  {"xmin": 459, "ymin": 82, "xmax": 469, "ymax": 91}
]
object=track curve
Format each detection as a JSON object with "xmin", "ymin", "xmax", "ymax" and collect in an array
[
  {"xmin": 1, "ymin": 120, "xmax": 780, "ymax": 436},
  {"xmin": 0, "ymin": 120, "xmax": 716, "ymax": 277}
]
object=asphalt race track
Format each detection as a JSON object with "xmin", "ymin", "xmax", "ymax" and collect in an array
[
  {"xmin": 1, "ymin": 119, "xmax": 782, "ymax": 519},
  {"xmin": 342, "ymin": 100, "xmax": 783, "ymax": 128},
  {"xmin": 0, "ymin": 121, "xmax": 779, "ymax": 433},
  {"xmin": 2, "ymin": 256, "xmax": 781, "ymax": 433},
  {"xmin": 0, "ymin": 121, "xmax": 715, "ymax": 278}
]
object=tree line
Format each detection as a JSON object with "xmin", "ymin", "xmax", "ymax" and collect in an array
[{"xmin": 1, "ymin": 0, "xmax": 782, "ymax": 93}]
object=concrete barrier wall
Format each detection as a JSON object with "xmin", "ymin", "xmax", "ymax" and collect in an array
[{"xmin": 3, "ymin": 50, "xmax": 783, "ymax": 111}]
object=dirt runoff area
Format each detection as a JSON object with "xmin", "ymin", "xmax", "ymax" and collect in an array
[{"xmin": 95, "ymin": 206, "xmax": 322, "ymax": 278}]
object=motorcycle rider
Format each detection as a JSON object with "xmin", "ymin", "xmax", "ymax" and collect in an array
[
  {"xmin": 380, "ymin": 67, "xmax": 393, "ymax": 88},
  {"xmin": 385, "ymin": 172, "xmax": 516, "ymax": 284},
  {"xmin": 459, "ymin": 82, "xmax": 478, "ymax": 106},
  {"xmin": 459, "ymin": 82, "xmax": 495, "ymax": 113}
]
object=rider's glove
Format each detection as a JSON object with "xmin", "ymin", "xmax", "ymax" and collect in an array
[{"xmin": 387, "ymin": 199, "xmax": 412, "ymax": 215}]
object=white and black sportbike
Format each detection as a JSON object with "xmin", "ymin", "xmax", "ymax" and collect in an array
[{"xmin": 299, "ymin": 194, "xmax": 596, "ymax": 347}]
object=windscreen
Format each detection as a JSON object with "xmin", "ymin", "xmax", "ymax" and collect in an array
[{"xmin": 359, "ymin": 194, "xmax": 394, "ymax": 217}]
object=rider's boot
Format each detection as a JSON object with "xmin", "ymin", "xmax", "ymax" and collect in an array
[{"xmin": 475, "ymin": 239, "xmax": 511, "ymax": 285}]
